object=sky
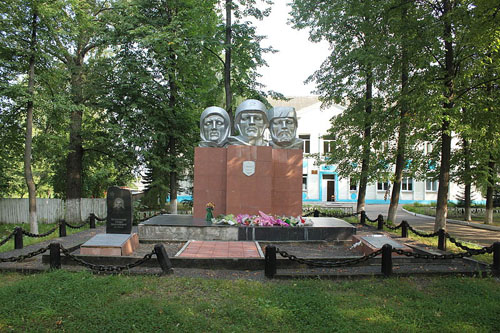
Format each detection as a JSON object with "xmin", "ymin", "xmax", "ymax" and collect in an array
[{"xmin": 253, "ymin": 1, "xmax": 330, "ymax": 97}]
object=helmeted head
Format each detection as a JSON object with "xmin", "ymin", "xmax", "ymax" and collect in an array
[
  {"xmin": 268, "ymin": 107, "xmax": 298, "ymax": 146},
  {"xmin": 234, "ymin": 99, "xmax": 268, "ymax": 142},
  {"xmin": 200, "ymin": 106, "xmax": 230, "ymax": 146}
]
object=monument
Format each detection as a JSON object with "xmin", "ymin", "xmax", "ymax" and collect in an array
[
  {"xmin": 193, "ymin": 100, "xmax": 303, "ymax": 218},
  {"xmin": 80, "ymin": 186, "xmax": 138, "ymax": 256}
]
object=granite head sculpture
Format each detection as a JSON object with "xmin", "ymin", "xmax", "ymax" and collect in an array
[
  {"xmin": 268, "ymin": 106, "xmax": 303, "ymax": 149},
  {"xmin": 229, "ymin": 99, "xmax": 268, "ymax": 146},
  {"xmin": 199, "ymin": 106, "xmax": 230, "ymax": 147}
]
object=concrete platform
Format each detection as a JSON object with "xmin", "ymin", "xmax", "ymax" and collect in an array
[
  {"xmin": 138, "ymin": 214, "xmax": 356, "ymax": 241},
  {"xmin": 80, "ymin": 233, "xmax": 139, "ymax": 256}
]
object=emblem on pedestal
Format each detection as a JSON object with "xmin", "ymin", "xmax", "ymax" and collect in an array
[{"xmin": 242, "ymin": 161, "xmax": 255, "ymax": 176}]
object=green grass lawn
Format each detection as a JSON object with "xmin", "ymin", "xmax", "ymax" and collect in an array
[
  {"xmin": 0, "ymin": 223, "xmax": 92, "ymax": 253},
  {"xmin": 403, "ymin": 205, "xmax": 500, "ymax": 226},
  {"xmin": 0, "ymin": 270, "xmax": 498, "ymax": 332}
]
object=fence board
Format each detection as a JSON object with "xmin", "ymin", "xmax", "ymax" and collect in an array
[{"xmin": 0, "ymin": 198, "xmax": 106, "ymax": 224}]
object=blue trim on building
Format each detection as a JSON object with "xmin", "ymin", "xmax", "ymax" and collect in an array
[
  {"xmin": 167, "ymin": 195, "xmax": 192, "ymax": 202},
  {"xmin": 318, "ymin": 170, "xmax": 338, "ymax": 202}
]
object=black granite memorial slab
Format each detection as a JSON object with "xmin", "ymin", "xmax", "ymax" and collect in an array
[{"xmin": 106, "ymin": 186, "xmax": 133, "ymax": 234}]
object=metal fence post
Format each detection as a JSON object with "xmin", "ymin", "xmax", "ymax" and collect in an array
[
  {"xmin": 377, "ymin": 214, "xmax": 384, "ymax": 230},
  {"xmin": 59, "ymin": 220, "xmax": 67, "ymax": 237},
  {"xmin": 360, "ymin": 211, "xmax": 366, "ymax": 225},
  {"xmin": 265, "ymin": 245, "xmax": 277, "ymax": 278},
  {"xmin": 154, "ymin": 244, "xmax": 173, "ymax": 274},
  {"xmin": 401, "ymin": 221, "xmax": 408, "ymax": 238},
  {"xmin": 381, "ymin": 244, "xmax": 393, "ymax": 277},
  {"xmin": 49, "ymin": 243, "xmax": 61, "ymax": 269},
  {"xmin": 14, "ymin": 227, "xmax": 23, "ymax": 249},
  {"xmin": 438, "ymin": 229, "xmax": 446, "ymax": 251},
  {"xmin": 493, "ymin": 242, "xmax": 500, "ymax": 275},
  {"xmin": 89, "ymin": 214, "xmax": 96, "ymax": 229},
  {"xmin": 313, "ymin": 209, "xmax": 319, "ymax": 217}
]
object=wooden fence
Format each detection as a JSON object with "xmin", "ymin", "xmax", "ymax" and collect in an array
[{"xmin": 0, "ymin": 198, "xmax": 106, "ymax": 224}]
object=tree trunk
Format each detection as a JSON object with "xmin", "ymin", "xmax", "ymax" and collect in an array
[
  {"xmin": 224, "ymin": 0, "xmax": 233, "ymax": 128},
  {"xmin": 388, "ymin": 1, "xmax": 409, "ymax": 224},
  {"xmin": 25, "ymin": 8, "xmax": 38, "ymax": 233},
  {"xmin": 463, "ymin": 138, "xmax": 472, "ymax": 221},
  {"xmin": 435, "ymin": 0, "xmax": 454, "ymax": 232},
  {"xmin": 485, "ymin": 157, "xmax": 495, "ymax": 224},
  {"xmin": 169, "ymin": 169, "xmax": 178, "ymax": 214},
  {"xmin": 357, "ymin": 68, "xmax": 373, "ymax": 213},
  {"xmin": 66, "ymin": 57, "xmax": 84, "ymax": 200}
]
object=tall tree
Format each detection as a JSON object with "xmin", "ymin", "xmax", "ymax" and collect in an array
[{"xmin": 290, "ymin": 0, "xmax": 390, "ymax": 213}]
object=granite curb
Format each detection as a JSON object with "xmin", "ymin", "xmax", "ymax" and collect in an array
[{"xmin": 401, "ymin": 208, "xmax": 500, "ymax": 232}]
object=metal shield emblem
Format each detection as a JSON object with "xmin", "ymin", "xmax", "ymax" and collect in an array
[{"xmin": 242, "ymin": 161, "xmax": 255, "ymax": 176}]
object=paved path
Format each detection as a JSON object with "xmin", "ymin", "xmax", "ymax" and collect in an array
[{"xmin": 362, "ymin": 204, "xmax": 500, "ymax": 247}]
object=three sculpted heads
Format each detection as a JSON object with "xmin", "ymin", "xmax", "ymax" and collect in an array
[{"xmin": 199, "ymin": 99, "xmax": 303, "ymax": 149}]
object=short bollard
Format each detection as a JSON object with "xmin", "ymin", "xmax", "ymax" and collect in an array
[
  {"xmin": 360, "ymin": 211, "xmax": 366, "ymax": 225},
  {"xmin": 381, "ymin": 244, "xmax": 393, "ymax": 277},
  {"xmin": 265, "ymin": 245, "xmax": 277, "ymax": 278},
  {"xmin": 401, "ymin": 221, "xmax": 408, "ymax": 238},
  {"xmin": 59, "ymin": 221, "xmax": 67, "ymax": 237},
  {"xmin": 89, "ymin": 214, "xmax": 96, "ymax": 229},
  {"xmin": 14, "ymin": 227, "xmax": 23, "ymax": 249},
  {"xmin": 49, "ymin": 243, "xmax": 61, "ymax": 269},
  {"xmin": 377, "ymin": 214, "xmax": 384, "ymax": 230},
  {"xmin": 438, "ymin": 229, "xmax": 446, "ymax": 251},
  {"xmin": 154, "ymin": 244, "xmax": 173, "ymax": 274},
  {"xmin": 493, "ymin": 242, "xmax": 500, "ymax": 275},
  {"xmin": 313, "ymin": 209, "xmax": 319, "ymax": 217}
]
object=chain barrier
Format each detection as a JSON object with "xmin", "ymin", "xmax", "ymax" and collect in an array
[
  {"xmin": 60, "ymin": 245, "xmax": 155, "ymax": 272},
  {"xmin": 302, "ymin": 211, "xmax": 314, "ymax": 217},
  {"xmin": 0, "ymin": 245, "xmax": 50, "ymax": 263},
  {"xmin": 445, "ymin": 234, "xmax": 492, "ymax": 254},
  {"xmin": 276, "ymin": 247, "xmax": 383, "ymax": 268},
  {"xmin": 64, "ymin": 219, "xmax": 89, "ymax": 229},
  {"xmin": 365, "ymin": 215, "xmax": 379, "ymax": 223},
  {"xmin": 383, "ymin": 222, "xmax": 403, "ymax": 230},
  {"xmin": 392, "ymin": 245, "xmax": 493, "ymax": 260},
  {"xmin": 406, "ymin": 224, "xmax": 440, "ymax": 238},
  {"xmin": 0, "ymin": 230, "xmax": 16, "ymax": 247},
  {"xmin": 21, "ymin": 225, "xmax": 59, "ymax": 238}
]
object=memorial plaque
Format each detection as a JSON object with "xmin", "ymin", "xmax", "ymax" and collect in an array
[{"xmin": 106, "ymin": 186, "xmax": 133, "ymax": 234}]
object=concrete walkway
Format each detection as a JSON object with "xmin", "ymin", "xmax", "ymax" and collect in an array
[{"xmin": 362, "ymin": 204, "xmax": 500, "ymax": 247}]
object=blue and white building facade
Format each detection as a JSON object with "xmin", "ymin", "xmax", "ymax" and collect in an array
[{"xmin": 271, "ymin": 96, "xmax": 485, "ymax": 205}]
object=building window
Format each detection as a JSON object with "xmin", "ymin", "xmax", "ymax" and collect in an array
[
  {"xmin": 302, "ymin": 174, "xmax": 307, "ymax": 191},
  {"xmin": 323, "ymin": 140, "xmax": 334, "ymax": 154},
  {"xmin": 425, "ymin": 142, "xmax": 433, "ymax": 154},
  {"xmin": 349, "ymin": 178, "xmax": 357, "ymax": 191},
  {"xmin": 426, "ymin": 179, "xmax": 438, "ymax": 191},
  {"xmin": 401, "ymin": 177, "xmax": 413, "ymax": 191},
  {"xmin": 377, "ymin": 181, "xmax": 390, "ymax": 191},
  {"xmin": 299, "ymin": 135, "xmax": 310, "ymax": 153}
]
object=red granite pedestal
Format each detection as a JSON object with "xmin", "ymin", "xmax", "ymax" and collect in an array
[{"xmin": 193, "ymin": 146, "xmax": 302, "ymax": 218}]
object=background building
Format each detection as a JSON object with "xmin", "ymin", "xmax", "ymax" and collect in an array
[{"xmin": 269, "ymin": 96, "xmax": 485, "ymax": 205}]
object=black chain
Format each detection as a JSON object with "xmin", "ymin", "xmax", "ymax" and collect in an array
[
  {"xmin": 276, "ymin": 247, "xmax": 383, "ymax": 268},
  {"xmin": 0, "ymin": 245, "xmax": 50, "ymax": 262},
  {"xmin": 393, "ymin": 245, "xmax": 493, "ymax": 260},
  {"xmin": 0, "ymin": 230, "xmax": 16, "ymax": 247},
  {"xmin": 365, "ymin": 215, "xmax": 379, "ymax": 223},
  {"xmin": 22, "ymin": 225, "xmax": 59, "ymax": 238},
  {"xmin": 445, "ymin": 234, "xmax": 492, "ymax": 254},
  {"xmin": 383, "ymin": 222, "xmax": 403, "ymax": 230},
  {"xmin": 64, "ymin": 219, "xmax": 89, "ymax": 229},
  {"xmin": 406, "ymin": 224, "xmax": 440, "ymax": 238},
  {"xmin": 60, "ymin": 245, "xmax": 155, "ymax": 272},
  {"xmin": 302, "ymin": 211, "xmax": 314, "ymax": 217}
]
